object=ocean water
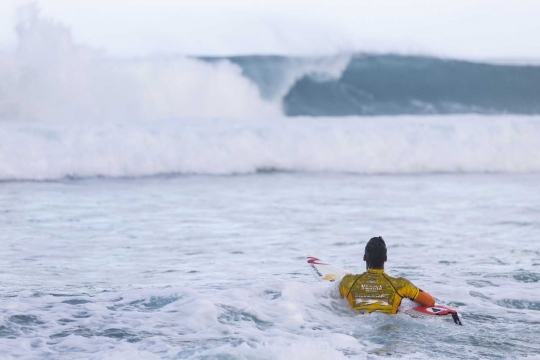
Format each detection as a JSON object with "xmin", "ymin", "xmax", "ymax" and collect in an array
[
  {"xmin": 2, "ymin": 8, "xmax": 540, "ymax": 359},
  {"xmin": 1, "ymin": 173, "xmax": 540, "ymax": 359}
]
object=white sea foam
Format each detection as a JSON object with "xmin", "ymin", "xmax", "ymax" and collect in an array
[
  {"xmin": 0, "ymin": 6, "xmax": 282, "ymax": 122},
  {"xmin": 1, "ymin": 115, "xmax": 540, "ymax": 180}
]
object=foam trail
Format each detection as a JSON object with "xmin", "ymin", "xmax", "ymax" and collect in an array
[{"xmin": 1, "ymin": 115, "xmax": 540, "ymax": 180}]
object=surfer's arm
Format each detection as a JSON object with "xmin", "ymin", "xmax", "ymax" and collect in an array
[
  {"xmin": 338, "ymin": 275, "xmax": 352, "ymax": 297},
  {"xmin": 414, "ymin": 289, "xmax": 435, "ymax": 307},
  {"xmin": 338, "ymin": 275, "xmax": 356, "ymax": 307},
  {"xmin": 398, "ymin": 279, "xmax": 435, "ymax": 307}
]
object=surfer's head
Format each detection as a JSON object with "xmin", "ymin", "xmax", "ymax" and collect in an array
[{"xmin": 364, "ymin": 236, "xmax": 387, "ymax": 269}]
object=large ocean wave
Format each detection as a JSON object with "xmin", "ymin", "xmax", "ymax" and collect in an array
[
  {"xmin": 1, "ymin": 8, "xmax": 540, "ymax": 123},
  {"xmin": 2, "ymin": 9, "xmax": 540, "ymax": 180}
]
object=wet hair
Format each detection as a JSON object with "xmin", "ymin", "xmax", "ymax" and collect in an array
[{"xmin": 365, "ymin": 236, "xmax": 387, "ymax": 268}]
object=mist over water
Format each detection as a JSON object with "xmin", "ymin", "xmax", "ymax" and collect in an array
[{"xmin": 0, "ymin": 7, "xmax": 281, "ymax": 122}]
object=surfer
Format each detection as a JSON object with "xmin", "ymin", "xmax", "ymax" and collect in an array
[{"xmin": 338, "ymin": 236, "xmax": 435, "ymax": 314}]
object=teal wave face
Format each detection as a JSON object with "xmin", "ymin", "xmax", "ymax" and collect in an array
[
  {"xmin": 220, "ymin": 55, "xmax": 540, "ymax": 116},
  {"xmin": 285, "ymin": 55, "xmax": 540, "ymax": 116}
]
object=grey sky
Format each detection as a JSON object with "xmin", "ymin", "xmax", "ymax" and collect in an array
[{"xmin": 1, "ymin": 0, "xmax": 540, "ymax": 60}]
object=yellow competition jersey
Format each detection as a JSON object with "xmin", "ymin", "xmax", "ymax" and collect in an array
[{"xmin": 338, "ymin": 269, "xmax": 420, "ymax": 314}]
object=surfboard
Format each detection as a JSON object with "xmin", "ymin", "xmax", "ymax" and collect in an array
[{"xmin": 307, "ymin": 255, "xmax": 462, "ymax": 325}]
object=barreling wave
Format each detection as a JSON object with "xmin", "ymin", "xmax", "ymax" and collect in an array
[
  {"xmin": 224, "ymin": 55, "xmax": 540, "ymax": 116},
  {"xmin": 2, "ymin": 7, "xmax": 540, "ymax": 124},
  {"xmin": 2, "ymin": 115, "xmax": 540, "ymax": 181}
]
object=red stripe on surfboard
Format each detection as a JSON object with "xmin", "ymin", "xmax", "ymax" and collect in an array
[
  {"xmin": 413, "ymin": 305, "xmax": 457, "ymax": 315},
  {"xmin": 307, "ymin": 256, "xmax": 328, "ymax": 265}
]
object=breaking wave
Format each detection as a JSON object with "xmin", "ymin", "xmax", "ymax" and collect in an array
[
  {"xmin": 2, "ymin": 8, "xmax": 540, "ymax": 180},
  {"xmin": 2, "ymin": 115, "xmax": 540, "ymax": 180},
  {"xmin": 0, "ymin": 7, "xmax": 280, "ymax": 122},
  {"xmin": 2, "ymin": 7, "xmax": 540, "ymax": 123}
]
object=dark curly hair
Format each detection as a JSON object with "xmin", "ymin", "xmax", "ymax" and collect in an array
[{"xmin": 365, "ymin": 236, "xmax": 387, "ymax": 269}]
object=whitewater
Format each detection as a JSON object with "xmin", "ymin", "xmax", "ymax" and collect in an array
[
  {"xmin": 2, "ymin": 115, "xmax": 540, "ymax": 180},
  {"xmin": 1, "ymin": 7, "xmax": 540, "ymax": 360}
]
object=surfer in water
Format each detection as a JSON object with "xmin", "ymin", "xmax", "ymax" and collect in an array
[{"xmin": 339, "ymin": 236, "xmax": 435, "ymax": 313}]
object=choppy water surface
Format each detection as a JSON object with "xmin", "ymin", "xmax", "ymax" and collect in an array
[{"xmin": 1, "ymin": 173, "xmax": 539, "ymax": 359}]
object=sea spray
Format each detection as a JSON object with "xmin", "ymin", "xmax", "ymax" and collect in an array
[{"xmin": 0, "ymin": 6, "xmax": 280, "ymax": 122}]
